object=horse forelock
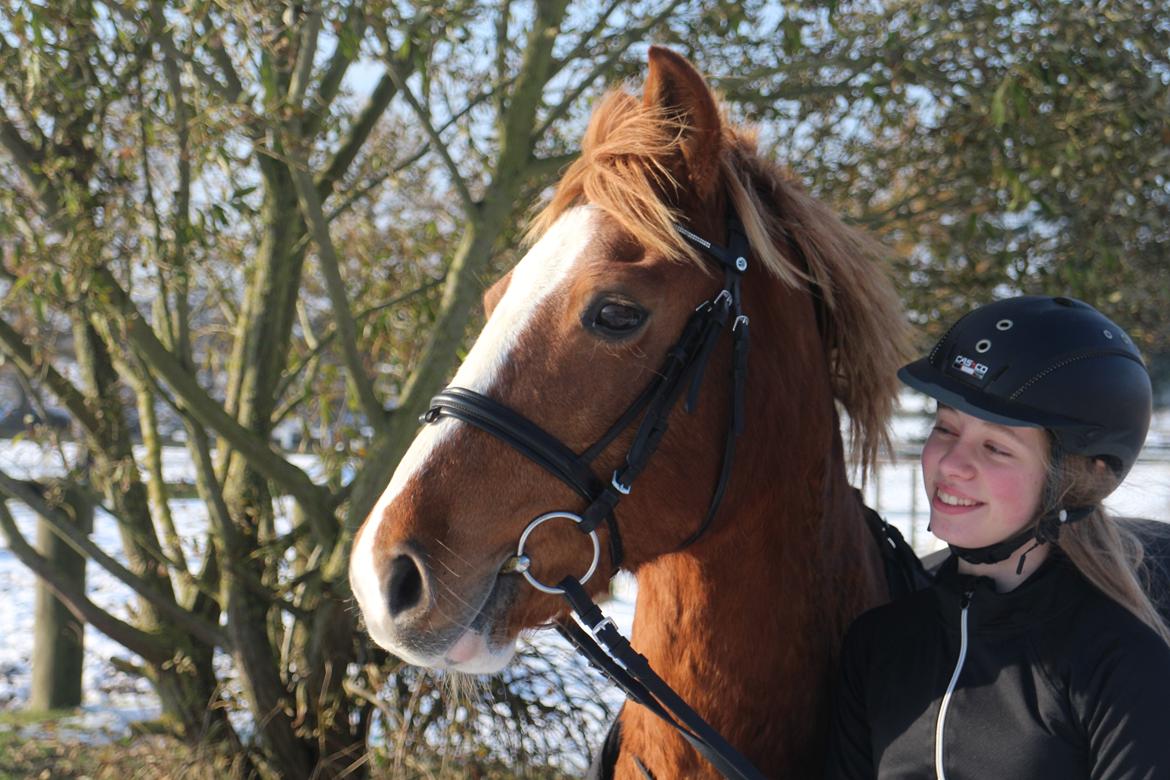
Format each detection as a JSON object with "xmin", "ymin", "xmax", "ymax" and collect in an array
[
  {"xmin": 529, "ymin": 90, "xmax": 706, "ymax": 270},
  {"xmin": 529, "ymin": 84, "xmax": 910, "ymax": 475}
]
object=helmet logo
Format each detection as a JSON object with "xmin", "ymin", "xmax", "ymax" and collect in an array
[{"xmin": 952, "ymin": 354, "xmax": 989, "ymax": 380}]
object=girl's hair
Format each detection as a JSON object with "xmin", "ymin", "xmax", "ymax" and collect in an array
[{"xmin": 1040, "ymin": 450, "xmax": 1170, "ymax": 646}]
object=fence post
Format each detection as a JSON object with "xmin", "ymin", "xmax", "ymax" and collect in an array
[{"xmin": 29, "ymin": 480, "xmax": 93, "ymax": 712}]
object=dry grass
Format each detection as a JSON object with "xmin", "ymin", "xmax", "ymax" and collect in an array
[{"xmin": 0, "ymin": 731, "xmax": 221, "ymax": 780}]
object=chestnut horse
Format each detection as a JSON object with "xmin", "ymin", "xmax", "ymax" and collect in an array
[{"xmin": 351, "ymin": 48, "xmax": 909, "ymax": 778}]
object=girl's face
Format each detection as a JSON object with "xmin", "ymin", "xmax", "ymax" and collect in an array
[{"xmin": 921, "ymin": 406, "xmax": 1049, "ymax": 549}]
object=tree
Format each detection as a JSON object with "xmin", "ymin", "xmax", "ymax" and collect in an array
[
  {"xmin": 1, "ymin": 0, "xmax": 1166, "ymax": 777},
  {"xmin": 0, "ymin": 0, "xmax": 721, "ymax": 775},
  {"xmin": 690, "ymin": 0, "xmax": 1170, "ymax": 353}
]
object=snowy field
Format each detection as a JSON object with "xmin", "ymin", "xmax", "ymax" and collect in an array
[
  {"xmin": 0, "ymin": 439, "xmax": 636, "ymax": 747},
  {"xmin": 1, "ymin": 406, "xmax": 1168, "ymax": 741}
]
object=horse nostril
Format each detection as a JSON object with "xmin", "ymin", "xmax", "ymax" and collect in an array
[{"xmin": 386, "ymin": 554, "xmax": 425, "ymax": 617}]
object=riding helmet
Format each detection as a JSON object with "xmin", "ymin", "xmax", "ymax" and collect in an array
[{"xmin": 898, "ymin": 296, "xmax": 1152, "ymax": 483}]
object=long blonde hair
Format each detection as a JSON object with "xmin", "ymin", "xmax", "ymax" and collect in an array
[{"xmin": 1042, "ymin": 452, "xmax": 1170, "ymax": 646}]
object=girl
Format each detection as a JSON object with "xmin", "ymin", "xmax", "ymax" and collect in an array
[{"xmin": 827, "ymin": 295, "xmax": 1170, "ymax": 779}]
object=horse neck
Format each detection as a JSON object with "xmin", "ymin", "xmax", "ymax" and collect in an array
[
  {"xmin": 620, "ymin": 458, "xmax": 876, "ymax": 777},
  {"xmin": 617, "ymin": 287, "xmax": 887, "ymax": 778}
]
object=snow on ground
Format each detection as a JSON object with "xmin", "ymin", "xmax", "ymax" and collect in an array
[
  {"xmin": 0, "ymin": 498, "xmax": 164, "ymax": 728},
  {"xmin": 1, "ymin": 410, "xmax": 1168, "ymax": 738}
]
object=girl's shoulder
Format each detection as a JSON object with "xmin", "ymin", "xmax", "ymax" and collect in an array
[{"xmin": 1057, "ymin": 582, "xmax": 1170, "ymax": 664}]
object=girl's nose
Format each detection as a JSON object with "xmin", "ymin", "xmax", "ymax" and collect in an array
[{"xmin": 937, "ymin": 439, "xmax": 977, "ymax": 479}]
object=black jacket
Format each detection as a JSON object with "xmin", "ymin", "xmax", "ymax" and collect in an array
[{"xmin": 826, "ymin": 553, "xmax": 1170, "ymax": 780}]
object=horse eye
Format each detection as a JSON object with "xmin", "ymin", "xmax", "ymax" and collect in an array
[{"xmin": 590, "ymin": 301, "xmax": 646, "ymax": 336}]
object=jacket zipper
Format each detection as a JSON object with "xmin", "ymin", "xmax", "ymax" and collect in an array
[{"xmin": 934, "ymin": 590, "xmax": 973, "ymax": 780}]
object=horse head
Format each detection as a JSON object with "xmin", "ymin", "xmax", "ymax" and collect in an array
[{"xmin": 351, "ymin": 46, "xmax": 906, "ymax": 775}]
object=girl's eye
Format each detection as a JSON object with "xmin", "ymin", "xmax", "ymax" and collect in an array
[
  {"xmin": 931, "ymin": 424, "xmax": 954, "ymax": 437},
  {"xmin": 985, "ymin": 443, "xmax": 1012, "ymax": 457},
  {"xmin": 587, "ymin": 300, "xmax": 647, "ymax": 337}
]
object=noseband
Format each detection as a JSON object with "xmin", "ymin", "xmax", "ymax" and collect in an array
[{"xmin": 419, "ymin": 213, "xmax": 766, "ymax": 780}]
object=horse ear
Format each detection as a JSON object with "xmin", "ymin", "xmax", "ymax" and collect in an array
[
  {"xmin": 482, "ymin": 268, "xmax": 513, "ymax": 318},
  {"xmin": 643, "ymin": 46, "xmax": 723, "ymax": 202}
]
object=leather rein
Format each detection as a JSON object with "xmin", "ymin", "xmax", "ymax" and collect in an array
[{"xmin": 420, "ymin": 213, "xmax": 765, "ymax": 780}]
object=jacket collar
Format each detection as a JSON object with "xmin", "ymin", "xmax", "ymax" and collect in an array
[{"xmin": 932, "ymin": 551, "xmax": 1084, "ymax": 630}]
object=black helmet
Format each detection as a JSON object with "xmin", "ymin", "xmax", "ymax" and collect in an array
[{"xmin": 899, "ymin": 296, "xmax": 1152, "ymax": 483}]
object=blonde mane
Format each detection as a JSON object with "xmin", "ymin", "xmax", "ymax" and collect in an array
[{"xmin": 532, "ymin": 86, "xmax": 910, "ymax": 472}]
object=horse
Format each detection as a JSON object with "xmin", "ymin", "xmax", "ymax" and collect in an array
[{"xmin": 350, "ymin": 47, "xmax": 911, "ymax": 778}]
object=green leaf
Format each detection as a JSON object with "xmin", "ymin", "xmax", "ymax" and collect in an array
[{"xmin": 991, "ymin": 78, "xmax": 1010, "ymax": 129}]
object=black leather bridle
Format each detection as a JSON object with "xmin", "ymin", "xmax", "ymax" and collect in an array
[
  {"xmin": 423, "ymin": 216, "xmax": 750, "ymax": 572},
  {"xmin": 419, "ymin": 213, "xmax": 765, "ymax": 780}
]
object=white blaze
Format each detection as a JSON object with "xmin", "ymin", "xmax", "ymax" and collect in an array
[{"xmin": 350, "ymin": 206, "xmax": 598, "ymax": 657}]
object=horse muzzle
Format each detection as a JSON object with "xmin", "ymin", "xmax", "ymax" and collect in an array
[{"xmin": 350, "ymin": 538, "xmax": 520, "ymax": 673}]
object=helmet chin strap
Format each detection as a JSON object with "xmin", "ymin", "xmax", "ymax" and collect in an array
[{"xmin": 947, "ymin": 506, "xmax": 1093, "ymax": 575}]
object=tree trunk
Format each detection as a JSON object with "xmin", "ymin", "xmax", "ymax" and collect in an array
[{"xmin": 29, "ymin": 481, "xmax": 92, "ymax": 711}]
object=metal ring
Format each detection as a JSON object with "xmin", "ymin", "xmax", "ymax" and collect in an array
[{"xmin": 514, "ymin": 511, "xmax": 601, "ymax": 595}]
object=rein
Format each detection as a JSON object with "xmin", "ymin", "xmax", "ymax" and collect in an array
[{"xmin": 420, "ymin": 214, "xmax": 764, "ymax": 780}]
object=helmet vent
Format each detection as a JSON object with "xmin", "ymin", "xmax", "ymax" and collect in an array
[
  {"xmin": 975, "ymin": 338, "xmax": 992, "ymax": 353},
  {"xmin": 1103, "ymin": 330, "xmax": 1114, "ymax": 340},
  {"xmin": 996, "ymin": 319, "xmax": 1013, "ymax": 331}
]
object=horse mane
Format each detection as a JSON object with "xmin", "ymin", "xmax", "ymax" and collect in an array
[{"xmin": 531, "ymin": 87, "xmax": 911, "ymax": 473}]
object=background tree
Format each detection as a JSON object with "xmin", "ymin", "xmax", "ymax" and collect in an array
[
  {"xmin": 0, "ymin": 0, "xmax": 1166, "ymax": 777},
  {"xmin": 687, "ymin": 0, "xmax": 1170, "ymax": 353}
]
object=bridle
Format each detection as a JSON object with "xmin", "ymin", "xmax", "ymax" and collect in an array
[
  {"xmin": 423, "ymin": 216, "xmax": 750, "ymax": 575},
  {"xmin": 420, "ymin": 212, "xmax": 765, "ymax": 780}
]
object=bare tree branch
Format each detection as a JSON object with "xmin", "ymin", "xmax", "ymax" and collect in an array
[
  {"xmin": 198, "ymin": 9, "xmax": 245, "ymax": 102},
  {"xmin": 0, "ymin": 471, "xmax": 228, "ymax": 650},
  {"xmin": 286, "ymin": 149, "xmax": 387, "ymax": 432},
  {"xmin": 179, "ymin": 416, "xmax": 320, "ymax": 614},
  {"xmin": 0, "ymin": 499, "xmax": 170, "ymax": 664},
  {"xmin": 88, "ymin": 268, "xmax": 335, "ymax": 518},
  {"xmin": 316, "ymin": 70, "xmax": 397, "ymax": 197},
  {"xmin": 129, "ymin": 1, "xmax": 238, "ymax": 104},
  {"xmin": 381, "ymin": 57, "xmax": 477, "ymax": 213},
  {"xmin": 275, "ymin": 273, "xmax": 445, "ymax": 413},
  {"xmin": 0, "ymin": 112, "xmax": 62, "ymax": 218},
  {"xmin": 304, "ymin": 2, "xmax": 369, "ymax": 137},
  {"xmin": 288, "ymin": 3, "xmax": 323, "ymax": 109},
  {"xmin": 527, "ymin": 151, "xmax": 577, "ymax": 183},
  {"xmin": 537, "ymin": 1, "xmax": 685, "ymax": 136},
  {"xmin": 544, "ymin": 0, "xmax": 624, "ymax": 82},
  {"xmin": 0, "ymin": 317, "xmax": 102, "ymax": 434}
]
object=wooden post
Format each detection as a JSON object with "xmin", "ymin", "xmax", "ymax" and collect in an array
[{"xmin": 29, "ymin": 481, "xmax": 93, "ymax": 711}]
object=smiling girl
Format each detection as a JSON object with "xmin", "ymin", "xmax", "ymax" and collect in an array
[{"xmin": 826, "ymin": 296, "xmax": 1170, "ymax": 780}]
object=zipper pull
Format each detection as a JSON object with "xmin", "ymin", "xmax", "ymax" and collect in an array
[{"xmin": 960, "ymin": 589, "xmax": 973, "ymax": 609}]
